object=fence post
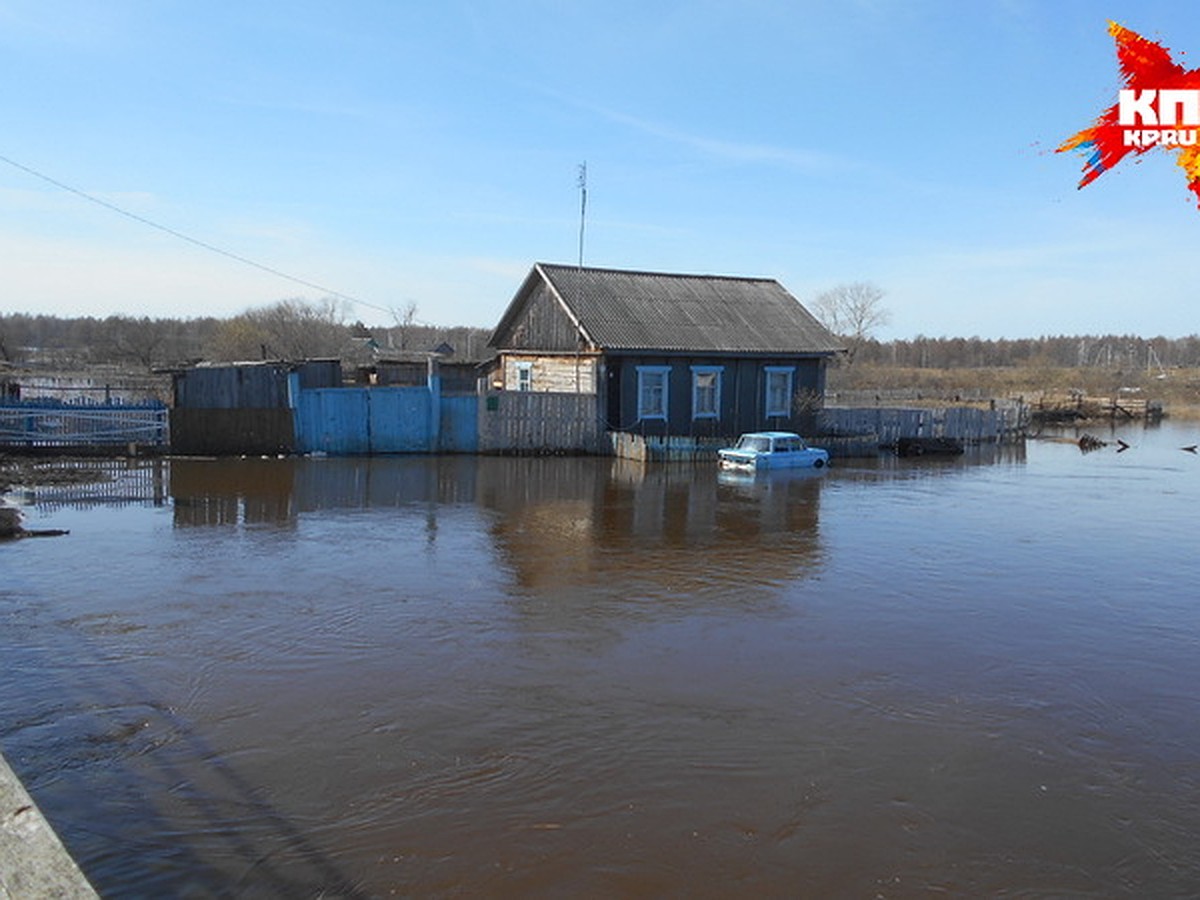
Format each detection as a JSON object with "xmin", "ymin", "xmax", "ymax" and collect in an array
[
  {"xmin": 427, "ymin": 357, "xmax": 441, "ymax": 452},
  {"xmin": 286, "ymin": 370, "xmax": 303, "ymax": 450}
]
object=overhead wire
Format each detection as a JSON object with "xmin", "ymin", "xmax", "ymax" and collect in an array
[{"xmin": 0, "ymin": 151, "xmax": 407, "ymax": 320}]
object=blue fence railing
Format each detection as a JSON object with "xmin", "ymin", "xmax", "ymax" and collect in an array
[{"xmin": 0, "ymin": 401, "xmax": 169, "ymax": 448}]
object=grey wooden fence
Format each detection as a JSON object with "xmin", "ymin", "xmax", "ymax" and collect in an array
[
  {"xmin": 819, "ymin": 404, "xmax": 1025, "ymax": 446},
  {"xmin": 478, "ymin": 392, "xmax": 604, "ymax": 454}
]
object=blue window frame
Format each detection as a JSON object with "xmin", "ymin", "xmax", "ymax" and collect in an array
[
  {"xmin": 636, "ymin": 366, "xmax": 670, "ymax": 420},
  {"xmin": 691, "ymin": 366, "xmax": 722, "ymax": 420},
  {"xmin": 764, "ymin": 366, "xmax": 794, "ymax": 417}
]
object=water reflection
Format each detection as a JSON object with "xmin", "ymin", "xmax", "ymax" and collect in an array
[
  {"xmin": 169, "ymin": 456, "xmax": 485, "ymax": 527},
  {"xmin": 169, "ymin": 456, "xmax": 828, "ymax": 600},
  {"xmin": 171, "ymin": 458, "xmax": 298, "ymax": 527}
]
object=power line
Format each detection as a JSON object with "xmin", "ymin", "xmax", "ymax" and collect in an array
[{"xmin": 0, "ymin": 152, "xmax": 398, "ymax": 318}]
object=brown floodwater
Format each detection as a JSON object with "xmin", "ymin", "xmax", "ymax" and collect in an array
[{"xmin": 3, "ymin": 423, "xmax": 1200, "ymax": 897}]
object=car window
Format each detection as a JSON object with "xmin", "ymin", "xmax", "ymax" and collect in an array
[{"xmin": 737, "ymin": 436, "xmax": 770, "ymax": 452}]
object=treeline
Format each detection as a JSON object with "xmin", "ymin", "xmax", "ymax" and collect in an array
[
  {"xmin": 851, "ymin": 334, "xmax": 1200, "ymax": 371},
  {"xmin": 4, "ymin": 306, "xmax": 1200, "ymax": 373},
  {"xmin": 0, "ymin": 302, "xmax": 494, "ymax": 370}
]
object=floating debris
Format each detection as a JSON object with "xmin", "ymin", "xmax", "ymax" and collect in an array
[
  {"xmin": 895, "ymin": 436, "xmax": 964, "ymax": 457},
  {"xmin": 1075, "ymin": 434, "xmax": 1131, "ymax": 454},
  {"xmin": 0, "ymin": 505, "xmax": 69, "ymax": 540}
]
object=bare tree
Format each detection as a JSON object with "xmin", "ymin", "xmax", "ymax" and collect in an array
[
  {"xmin": 100, "ymin": 315, "xmax": 170, "ymax": 369},
  {"xmin": 257, "ymin": 297, "xmax": 349, "ymax": 359},
  {"xmin": 812, "ymin": 282, "xmax": 890, "ymax": 364},
  {"xmin": 204, "ymin": 297, "xmax": 350, "ymax": 361},
  {"xmin": 206, "ymin": 316, "xmax": 272, "ymax": 362},
  {"xmin": 392, "ymin": 301, "xmax": 419, "ymax": 351}
]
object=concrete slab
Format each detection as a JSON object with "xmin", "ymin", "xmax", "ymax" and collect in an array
[{"xmin": 0, "ymin": 749, "xmax": 98, "ymax": 899}]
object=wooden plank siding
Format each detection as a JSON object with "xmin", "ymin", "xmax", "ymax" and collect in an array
[
  {"xmin": 500, "ymin": 354, "xmax": 599, "ymax": 394},
  {"xmin": 170, "ymin": 408, "xmax": 295, "ymax": 456},
  {"xmin": 478, "ymin": 391, "xmax": 604, "ymax": 454},
  {"xmin": 501, "ymin": 281, "xmax": 587, "ymax": 352}
]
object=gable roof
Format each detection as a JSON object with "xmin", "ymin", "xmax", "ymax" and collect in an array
[{"xmin": 490, "ymin": 263, "xmax": 844, "ymax": 355}]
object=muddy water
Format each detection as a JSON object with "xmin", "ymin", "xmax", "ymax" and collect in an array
[{"xmin": 3, "ymin": 423, "xmax": 1200, "ymax": 897}]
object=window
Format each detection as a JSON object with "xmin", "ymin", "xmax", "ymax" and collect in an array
[
  {"xmin": 636, "ymin": 366, "xmax": 670, "ymax": 420},
  {"xmin": 515, "ymin": 362, "xmax": 533, "ymax": 392},
  {"xmin": 736, "ymin": 435, "xmax": 770, "ymax": 452},
  {"xmin": 691, "ymin": 366, "xmax": 722, "ymax": 420},
  {"xmin": 764, "ymin": 367, "xmax": 793, "ymax": 417}
]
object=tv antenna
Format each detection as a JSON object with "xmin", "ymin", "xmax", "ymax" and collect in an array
[{"xmin": 577, "ymin": 161, "xmax": 587, "ymax": 268}]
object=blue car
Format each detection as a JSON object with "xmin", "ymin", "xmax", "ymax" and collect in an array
[{"xmin": 717, "ymin": 431, "xmax": 830, "ymax": 471}]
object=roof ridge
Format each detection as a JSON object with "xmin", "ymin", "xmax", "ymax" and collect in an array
[{"xmin": 536, "ymin": 262, "xmax": 776, "ymax": 284}]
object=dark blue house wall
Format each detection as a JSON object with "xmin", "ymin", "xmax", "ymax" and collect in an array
[{"xmin": 609, "ymin": 354, "xmax": 827, "ymax": 438}]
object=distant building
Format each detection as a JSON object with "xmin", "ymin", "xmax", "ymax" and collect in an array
[
  {"xmin": 1, "ymin": 365, "xmax": 18, "ymax": 401},
  {"xmin": 488, "ymin": 263, "xmax": 844, "ymax": 438}
]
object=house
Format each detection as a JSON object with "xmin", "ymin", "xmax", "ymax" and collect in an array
[{"xmin": 488, "ymin": 263, "xmax": 844, "ymax": 439}]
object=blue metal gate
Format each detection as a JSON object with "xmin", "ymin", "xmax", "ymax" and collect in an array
[
  {"xmin": 439, "ymin": 395, "xmax": 478, "ymax": 453},
  {"xmin": 0, "ymin": 401, "xmax": 169, "ymax": 449},
  {"xmin": 294, "ymin": 388, "xmax": 479, "ymax": 455}
]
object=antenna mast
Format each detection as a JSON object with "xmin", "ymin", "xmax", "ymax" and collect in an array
[{"xmin": 577, "ymin": 161, "xmax": 587, "ymax": 268}]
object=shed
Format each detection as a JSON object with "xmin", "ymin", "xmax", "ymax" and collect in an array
[{"xmin": 169, "ymin": 359, "xmax": 342, "ymax": 455}]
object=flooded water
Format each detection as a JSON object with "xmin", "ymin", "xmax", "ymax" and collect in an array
[{"xmin": 3, "ymin": 421, "xmax": 1200, "ymax": 897}]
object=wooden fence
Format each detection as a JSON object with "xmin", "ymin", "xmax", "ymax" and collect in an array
[
  {"xmin": 1029, "ymin": 392, "xmax": 1164, "ymax": 422},
  {"xmin": 818, "ymin": 404, "xmax": 1026, "ymax": 447},
  {"xmin": 478, "ymin": 391, "xmax": 604, "ymax": 454}
]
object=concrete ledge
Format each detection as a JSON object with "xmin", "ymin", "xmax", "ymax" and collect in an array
[{"xmin": 0, "ymin": 749, "xmax": 97, "ymax": 899}]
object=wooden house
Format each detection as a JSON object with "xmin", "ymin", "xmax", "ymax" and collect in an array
[{"xmin": 488, "ymin": 263, "xmax": 844, "ymax": 438}]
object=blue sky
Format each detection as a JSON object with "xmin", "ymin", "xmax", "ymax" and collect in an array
[{"xmin": 2, "ymin": 0, "xmax": 1199, "ymax": 340}]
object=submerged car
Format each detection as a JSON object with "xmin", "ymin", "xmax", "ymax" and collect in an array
[{"xmin": 717, "ymin": 431, "xmax": 830, "ymax": 471}]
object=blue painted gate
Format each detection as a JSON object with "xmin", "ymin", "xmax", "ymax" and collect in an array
[
  {"xmin": 294, "ymin": 386, "xmax": 477, "ymax": 455},
  {"xmin": 439, "ymin": 395, "xmax": 478, "ymax": 453}
]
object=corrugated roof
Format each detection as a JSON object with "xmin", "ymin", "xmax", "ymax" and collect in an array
[{"xmin": 531, "ymin": 263, "xmax": 844, "ymax": 355}]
